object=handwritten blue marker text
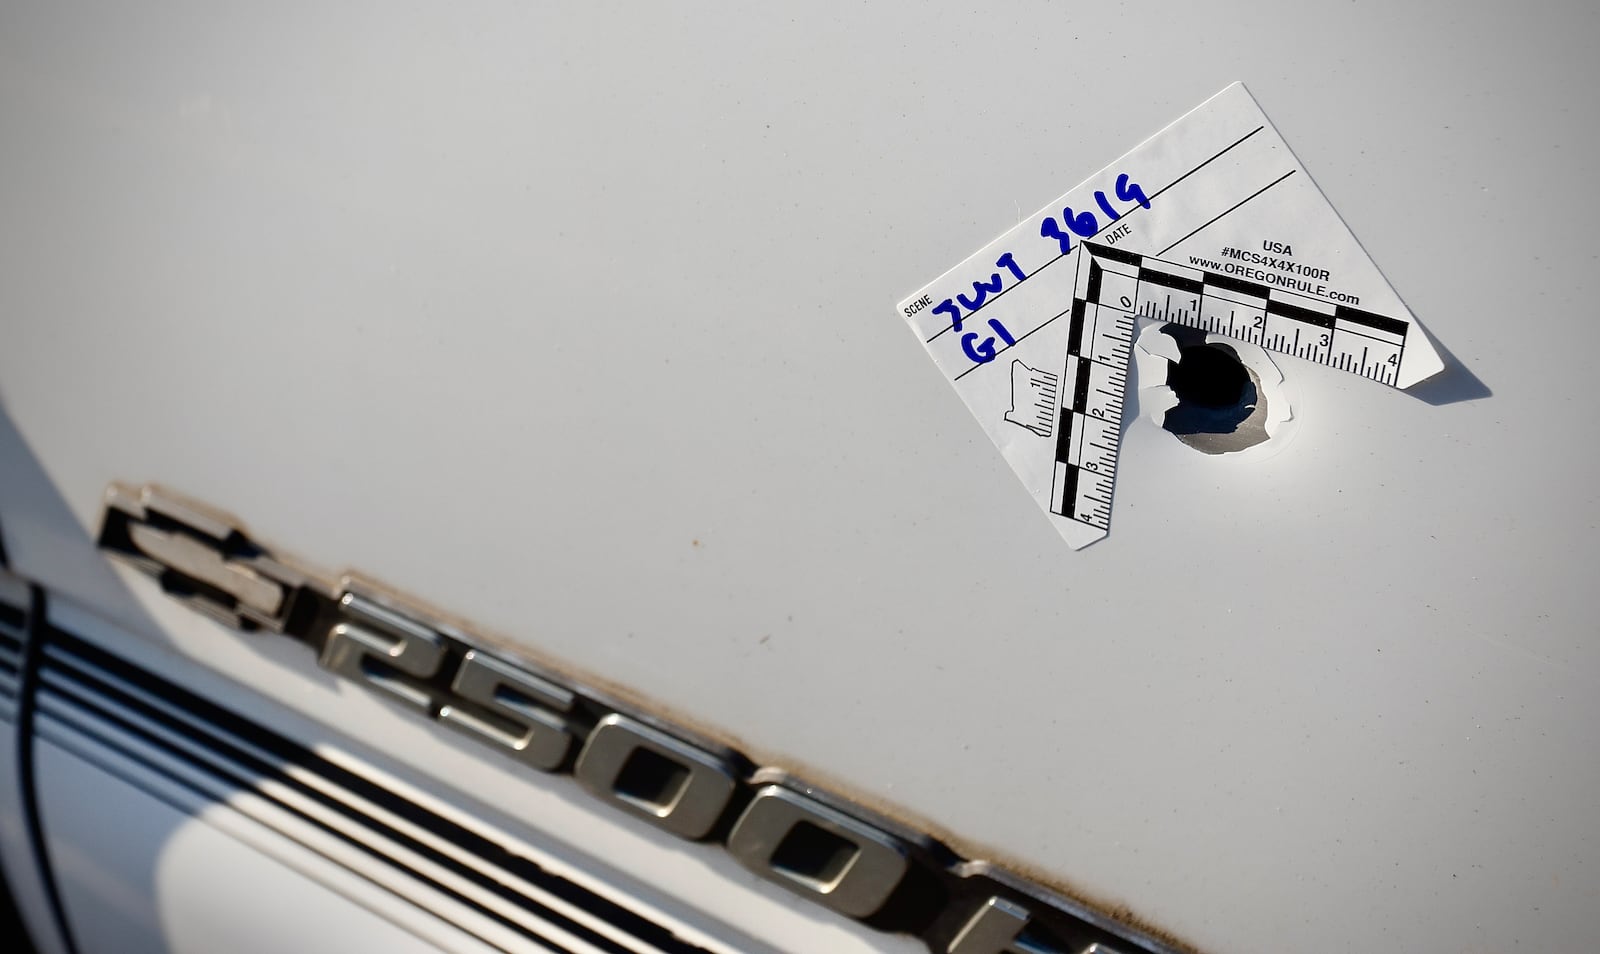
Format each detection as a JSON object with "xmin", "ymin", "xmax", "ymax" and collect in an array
[{"xmin": 935, "ymin": 172, "xmax": 1152, "ymax": 366}]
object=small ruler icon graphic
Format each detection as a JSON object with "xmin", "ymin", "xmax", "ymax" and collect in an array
[{"xmin": 896, "ymin": 83, "xmax": 1444, "ymax": 550}]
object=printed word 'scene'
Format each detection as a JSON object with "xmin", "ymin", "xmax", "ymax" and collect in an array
[{"xmin": 902, "ymin": 294, "xmax": 934, "ymax": 319}]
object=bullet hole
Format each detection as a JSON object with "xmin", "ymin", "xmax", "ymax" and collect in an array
[
  {"xmin": 1164, "ymin": 342, "xmax": 1258, "ymax": 437},
  {"xmin": 1135, "ymin": 324, "xmax": 1287, "ymax": 456}
]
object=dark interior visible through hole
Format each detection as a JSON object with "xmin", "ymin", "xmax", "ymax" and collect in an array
[
  {"xmin": 612, "ymin": 747, "xmax": 691, "ymax": 812},
  {"xmin": 1169, "ymin": 344, "xmax": 1249, "ymax": 409},
  {"xmin": 1163, "ymin": 342, "xmax": 1259, "ymax": 437},
  {"xmin": 770, "ymin": 820, "xmax": 860, "ymax": 888}
]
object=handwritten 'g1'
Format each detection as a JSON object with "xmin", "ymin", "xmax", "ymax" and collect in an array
[
  {"xmin": 962, "ymin": 319, "xmax": 1017, "ymax": 364},
  {"xmin": 932, "ymin": 252, "xmax": 1027, "ymax": 365}
]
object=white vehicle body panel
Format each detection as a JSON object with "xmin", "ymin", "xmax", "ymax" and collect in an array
[{"xmin": 2, "ymin": 3, "xmax": 1598, "ymax": 953}]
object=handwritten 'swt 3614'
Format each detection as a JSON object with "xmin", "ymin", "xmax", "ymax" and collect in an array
[{"xmin": 932, "ymin": 172, "xmax": 1152, "ymax": 366}]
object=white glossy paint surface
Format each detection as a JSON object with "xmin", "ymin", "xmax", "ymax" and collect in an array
[
  {"xmin": 42, "ymin": 590, "xmax": 916, "ymax": 954},
  {"xmin": 2, "ymin": 3, "xmax": 1598, "ymax": 952},
  {"xmin": 36, "ymin": 741, "xmax": 494, "ymax": 954},
  {"xmin": 0, "ymin": 575, "xmax": 73, "ymax": 954}
]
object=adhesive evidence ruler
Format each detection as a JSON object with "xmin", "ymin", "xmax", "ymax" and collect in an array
[
  {"xmin": 1051, "ymin": 243, "xmax": 1412, "ymax": 535},
  {"xmin": 896, "ymin": 82, "xmax": 1444, "ymax": 550}
]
